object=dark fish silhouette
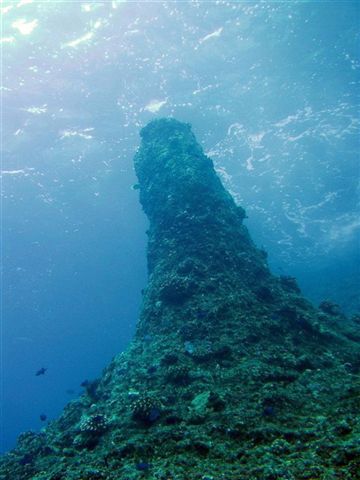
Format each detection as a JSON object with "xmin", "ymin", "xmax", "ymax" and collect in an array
[
  {"xmin": 35, "ymin": 367, "xmax": 47, "ymax": 376},
  {"xmin": 136, "ymin": 461, "xmax": 151, "ymax": 471},
  {"xmin": 19, "ymin": 453, "xmax": 33, "ymax": 466},
  {"xmin": 39, "ymin": 414, "xmax": 47, "ymax": 421}
]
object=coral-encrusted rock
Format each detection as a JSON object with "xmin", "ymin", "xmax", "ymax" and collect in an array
[
  {"xmin": 1, "ymin": 118, "xmax": 359, "ymax": 480},
  {"xmin": 131, "ymin": 395, "xmax": 161, "ymax": 424}
]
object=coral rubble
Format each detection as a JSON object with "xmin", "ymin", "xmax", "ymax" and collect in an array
[{"xmin": 1, "ymin": 118, "xmax": 359, "ymax": 480}]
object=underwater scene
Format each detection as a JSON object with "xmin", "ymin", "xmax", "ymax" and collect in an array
[{"xmin": 1, "ymin": 1, "xmax": 359, "ymax": 479}]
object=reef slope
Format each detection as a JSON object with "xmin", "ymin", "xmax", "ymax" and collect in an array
[{"xmin": 1, "ymin": 119, "xmax": 359, "ymax": 480}]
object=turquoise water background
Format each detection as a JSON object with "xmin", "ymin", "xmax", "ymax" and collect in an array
[{"xmin": 1, "ymin": 1, "xmax": 359, "ymax": 452}]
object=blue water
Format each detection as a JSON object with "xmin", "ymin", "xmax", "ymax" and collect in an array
[{"xmin": 1, "ymin": 1, "xmax": 359, "ymax": 453}]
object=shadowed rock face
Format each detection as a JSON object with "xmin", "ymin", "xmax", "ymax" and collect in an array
[{"xmin": 1, "ymin": 119, "xmax": 359, "ymax": 480}]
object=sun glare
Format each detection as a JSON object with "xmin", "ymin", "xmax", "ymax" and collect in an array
[{"xmin": 11, "ymin": 18, "xmax": 38, "ymax": 35}]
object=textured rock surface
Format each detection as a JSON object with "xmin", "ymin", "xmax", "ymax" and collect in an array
[{"xmin": 1, "ymin": 118, "xmax": 359, "ymax": 480}]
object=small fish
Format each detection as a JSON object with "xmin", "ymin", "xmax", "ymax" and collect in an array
[
  {"xmin": 196, "ymin": 309, "xmax": 208, "ymax": 319},
  {"xmin": 39, "ymin": 414, "xmax": 47, "ymax": 421},
  {"xmin": 19, "ymin": 453, "xmax": 33, "ymax": 466},
  {"xmin": 263, "ymin": 406, "xmax": 275, "ymax": 416},
  {"xmin": 148, "ymin": 407, "xmax": 161, "ymax": 422},
  {"xmin": 35, "ymin": 367, "xmax": 47, "ymax": 376},
  {"xmin": 136, "ymin": 461, "xmax": 151, "ymax": 471}
]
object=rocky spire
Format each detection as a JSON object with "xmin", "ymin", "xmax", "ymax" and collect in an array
[
  {"xmin": 134, "ymin": 118, "xmax": 271, "ymax": 338},
  {"xmin": 1, "ymin": 119, "xmax": 359, "ymax": 480}
]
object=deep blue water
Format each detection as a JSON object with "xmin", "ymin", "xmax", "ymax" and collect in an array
[{"xmin": 1, "ymin": 1, "xmax": 359, "ymax": 453}]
